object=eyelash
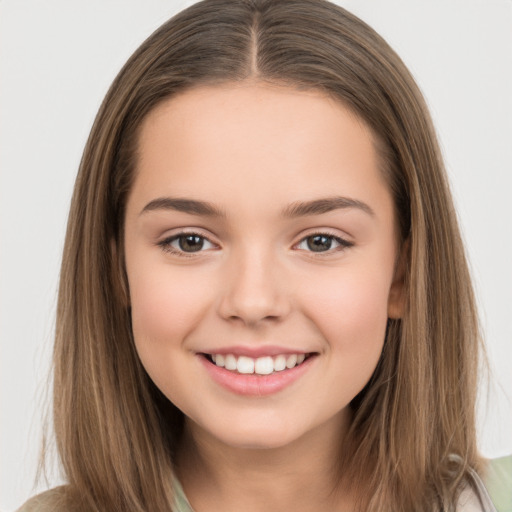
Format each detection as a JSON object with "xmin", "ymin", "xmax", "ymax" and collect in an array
[{"xmin": 157, "ymin": 231, "xmax": 354, "ymax": 258}]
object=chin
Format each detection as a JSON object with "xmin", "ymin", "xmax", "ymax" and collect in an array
[
  {"xmin": 195, "ymin": 413, "xmax": 315, "ymax": 451},
  {"xmin": 218, "ymin": 431, "xmax": 300, "ymax": 451}
]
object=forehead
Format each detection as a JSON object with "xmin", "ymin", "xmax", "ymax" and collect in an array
[
  {"xmin": 138, "ymin": 83, "xmax": 375, "ymax": 161},
  {"xmin": 129, "ymin": 82, "xmax": 392, "ymax": 222}
]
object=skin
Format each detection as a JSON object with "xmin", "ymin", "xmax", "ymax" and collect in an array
[{"xmin": 124, "ymin": 82, "xmax": 404, "ymax": 511}]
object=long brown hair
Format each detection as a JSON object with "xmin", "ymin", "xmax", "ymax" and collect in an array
[{"xmin": 50, "ymin": 1, "xmax": 483, "ymax": 510}]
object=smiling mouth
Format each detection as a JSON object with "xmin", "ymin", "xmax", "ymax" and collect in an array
[{"xmin": 201, "ymin": 353, "xmax": 315, "ymax": 376}]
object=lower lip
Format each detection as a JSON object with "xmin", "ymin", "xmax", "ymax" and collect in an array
[{"xmin": 198, "ymin": 355, "xmax": 316, "ymax": 396}]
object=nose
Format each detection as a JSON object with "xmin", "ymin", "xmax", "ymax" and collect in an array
[{"xmin": 216, "ymin": 247, "xmax": 291, "ymax": 327}]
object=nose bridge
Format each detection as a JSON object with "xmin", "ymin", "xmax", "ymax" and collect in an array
[{"xmin": 217, "ymin": 240, "xmax": 290, "ymax": 326}]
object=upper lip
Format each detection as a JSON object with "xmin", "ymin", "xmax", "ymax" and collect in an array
[{"xmin": 198, "ymin": 345, "xmax": 314, "ymax": 358}]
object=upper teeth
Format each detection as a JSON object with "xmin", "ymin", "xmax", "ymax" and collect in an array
[{"xmin": 211, "ymin": 353, "xmax": 306, "ymax": 375}]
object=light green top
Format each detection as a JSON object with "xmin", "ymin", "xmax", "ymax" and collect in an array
[
  {"xmin": 171, "ymin": 475, "xmax": 194, "ymax": 512},
  {"xmin": 16, "ymin": 456, "xmax": 512, "ymax": 512},
  {"xmin": 485, "ymin": 456, "xmax": 512, "ymax": 512}
]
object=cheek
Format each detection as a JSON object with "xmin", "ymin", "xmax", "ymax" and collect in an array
[
  {"xmin": 127, "ymin": 264, "xmax": 215, "ymax": 405},
  {"xmin": 129, "ymin": 263, "xmax": 212, "ymax": 350},
  {"xmin": 305, "ymin": 272, "xmax": 389, "ymax": 405},
  {"xmin": 300, "ymin": 267, "xmax": 390, "ymax": 362}
]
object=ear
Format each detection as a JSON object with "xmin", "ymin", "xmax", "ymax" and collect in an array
[
  {"xmin": 387, "ymin": 238, "xmax": 409, "ymax": 319},
  {"xmin": 110, "ymin": 237, "xmax": 131, "ymax": 309}
]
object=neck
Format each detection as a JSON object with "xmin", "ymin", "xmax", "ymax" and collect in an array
[{"xmin": 175, "ymin": 411, "xmax": 356, "ymax": 512}]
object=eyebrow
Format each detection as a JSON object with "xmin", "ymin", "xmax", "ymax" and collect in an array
[
  {"xmin": 282, "ymin": 196, "xmax": 374, "ymax": 218},
  {"xmin": 140, "ymin": 196, "xmax": 374, "ymax": 218},
  {"xmin": 140, "ymin": 197, "xmax": 226, "ymax": 217}
]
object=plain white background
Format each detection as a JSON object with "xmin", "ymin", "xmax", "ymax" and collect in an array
[{"xmin": 1, "ymin": 1, "xmax": 511, "ymax": 510}]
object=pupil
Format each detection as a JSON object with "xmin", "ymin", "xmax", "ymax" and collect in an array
[
  {"xmin": 307, "ymin": 235, "xmax": 332, "ymax": 252},
  {"xmin": 179, "ymin": 235, "xmax": 204, "ymax": 252}
]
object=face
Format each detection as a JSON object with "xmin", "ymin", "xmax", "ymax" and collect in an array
[{"xmin": 124, "ymin": 83, "xmax": 404, "ymax": 450}]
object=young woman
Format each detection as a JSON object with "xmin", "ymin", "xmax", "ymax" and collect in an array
[{"xmin": 17, "ymin": 0, "xmax": 511, "ymax": 511}]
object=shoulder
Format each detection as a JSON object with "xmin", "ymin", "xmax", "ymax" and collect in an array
[
  {"xmin": 16, "ymin": 486, "xmax": 82, "ymax": 512},
  {"xmin": 484, "ymin": 455, "xmax": 512, "ymax": 512}
]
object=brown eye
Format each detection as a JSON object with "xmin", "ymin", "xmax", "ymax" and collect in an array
[
  {"xmin": 306, "ymin": 235, "xmax": 334, "ymax": 252},
  {"xmin": 158, "ymin": 232, "xmax": 216, "ymax": 256},
  {"xmin": 296, "ymin": 233, "xmax": 353, "ymax": 254},
  {"xmin": 178, "ymin": 234, "xmax": 205, "ymax": 252}
]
